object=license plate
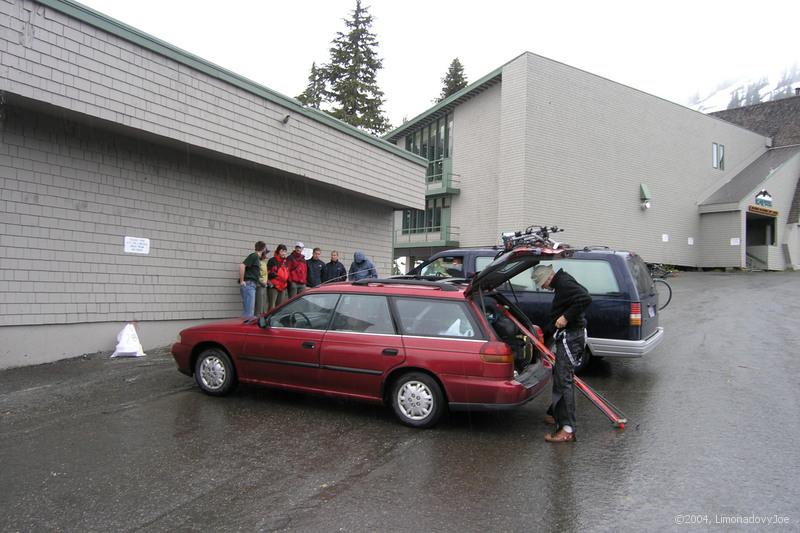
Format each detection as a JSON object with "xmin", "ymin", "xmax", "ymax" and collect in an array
[{"xmin": 648, "ymin": 306, "xmax": 656, "ymax": 318}]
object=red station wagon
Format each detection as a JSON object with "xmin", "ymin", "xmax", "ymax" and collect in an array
[{"xmin": 171, "ymin": 245, "xmax": 568, "ymax": 427}]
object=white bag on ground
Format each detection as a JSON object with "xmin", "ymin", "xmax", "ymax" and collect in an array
[{"xmin": 111, "ymin": 323, "xmax": 146, "ymax": 358}]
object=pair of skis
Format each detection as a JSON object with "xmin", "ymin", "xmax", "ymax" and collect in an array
[{"xmin": 502, "ymin": 309, "xmax": 627, "ymax": 429}]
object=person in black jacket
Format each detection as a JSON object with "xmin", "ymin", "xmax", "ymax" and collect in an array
[
  {"xmin": 321, "ymin": 250, "xmax": 347, "ymax": 284},
  {"xmin": 532, "ymin": 264, "xmax": 592, "ymax": 443},
  {"xmin": 306, "ymin": 247, "xmax": 325, "ymax": 288}
]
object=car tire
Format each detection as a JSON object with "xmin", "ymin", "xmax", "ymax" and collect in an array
[
  {"xmin": 194, "ymin": 348, "xmax": 237, "ymax": 396},
  {"xmin": 390, "ymin": 372, "xmax": 445, "ymax": 428},
  {"xmin": 573, "ymin": 345, "xmax": 592, "ymax": 374}
]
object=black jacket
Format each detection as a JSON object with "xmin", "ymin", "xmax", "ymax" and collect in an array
[
  {"xmin": 321, "ymin": 260, "xmax": 347, "ymax": 283},
  {"xmin": 306, "ymin": 258, "xmax": 325, "ymax": 288},
  {"xmin": 546, "ymin": 270, "xmax": 592, "ymax": 337}
]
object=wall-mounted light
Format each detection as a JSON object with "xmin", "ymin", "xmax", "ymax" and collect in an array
[
  {"xmin": 640, "ymin": 183, "xmax": 652, "ymax": 210},
  {"xmin": 282, "ymin": 114, "xmax": 291, "ymax": 124}
]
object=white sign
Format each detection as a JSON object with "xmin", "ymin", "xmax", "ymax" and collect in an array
[
  {"xmin": 730, "ymin": 237, "xmax": 741, "ymax": 246},
  {"xmin": 124, "ymin": 236, "xmax": 150, "ymax": 254},
  {"xmin": 687, "ymin": 237, "xmax": 694, "ymax": 246},
  {"xmin": 661, "ymin": 234, "xmax": 669, "ymax": 242}
]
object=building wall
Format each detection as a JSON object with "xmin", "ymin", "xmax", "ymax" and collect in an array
[
  {"xmin": 0, "ymin": 106, "xmax": 395, "ymax": 368},
  {"xmin": 699, "ymin": 211, "xmax": 744, "ymax": 268},
  {"xmin": 451, "ymin": 83, "xmax": 502, "ymax": 246},
  {"xmin": 0, "ymin": 0, "xmax": 426, "ymax": 368},
  {"xmin": 0, "ymin": 0, "xmax": 424, "ymax": 209},
  {"xmin": 511, "ymin": 52, "xmax": 769, "ymax": 265}
]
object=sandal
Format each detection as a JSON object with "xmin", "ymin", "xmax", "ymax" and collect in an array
[{"xmin": 544, "ymin": 429, "xmax": 576, "ymax": 442}]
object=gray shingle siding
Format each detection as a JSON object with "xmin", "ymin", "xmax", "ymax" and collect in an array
[
  {"xmin": 699, "ymin": 211, "xmax": 743, "ymax": 268},
  {"xmin": 0, "ymin": 106, "xmax": 394, "ymax": 327},
  {"xmin": 1, "ymin": 0, "xmax": 425, "ymax": 209}
]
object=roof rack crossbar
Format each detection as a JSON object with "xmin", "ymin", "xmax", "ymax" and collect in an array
[{"xmin": 352, "ymin": 278, "xmax": 460, "ymax": 291}]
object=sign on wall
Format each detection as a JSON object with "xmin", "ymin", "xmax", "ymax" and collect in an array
[
  {"xmin": 124, "ymin": 236, "xmax": 151, "ymax": 254},
  {"xmin": 755, "ymin": 189, "xmax": 773, "ymax": 207}
]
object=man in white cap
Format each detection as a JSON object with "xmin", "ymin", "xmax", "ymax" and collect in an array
[
  {"xmin": 531, "ymin": 263, "xmax": 592, "ymax": 443},
  {"xmin": 286, "ymin": 241, "xmax": 308, "ymax": 297}
]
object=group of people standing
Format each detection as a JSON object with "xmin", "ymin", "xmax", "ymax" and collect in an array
[{"xmin": 238, "ymin": 241, "xmax": 378, "ymax": 316}]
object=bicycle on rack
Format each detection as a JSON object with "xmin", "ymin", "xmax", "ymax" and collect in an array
[
  {"xmin": 501, "ymin": 225, "xmax": 566, "ymax": 251},
  {"xmin": 647, "ymin": 262, "xmax": 674, "ymax": 279}
]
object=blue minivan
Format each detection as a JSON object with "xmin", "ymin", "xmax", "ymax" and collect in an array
[{"xmin": 408, "ymin": 246, "xmax": 665, "ymax": 371}]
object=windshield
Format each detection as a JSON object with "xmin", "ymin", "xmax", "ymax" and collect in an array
[{"xmin": 417, "ymin": 256, "xmax": 464, "ymax": 277}]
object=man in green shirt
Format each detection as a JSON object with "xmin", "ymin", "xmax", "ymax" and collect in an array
[{"xmin": 239, "ymin": 241, "xmax": 267, "ymax": 316}]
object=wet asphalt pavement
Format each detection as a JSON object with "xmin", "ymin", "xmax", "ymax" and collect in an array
[{"xmin": 1, "ymin": 272, "xmax": 799, "ymax": 532}]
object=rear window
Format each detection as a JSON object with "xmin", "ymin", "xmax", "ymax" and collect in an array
[
  {"xmin": 393, "ymin": 298, "xmax": 482, "ymax": 339},
  {"xmin": 507, "ymin": 259, "xmax": 620, "ymax": 295},
  {"xmin": 627, "ymin": 255, "xmax": 655, "ymax": 296},
  {"xmin": 475, "ymin": 255, "xmax": 494, "ymax": 273}
]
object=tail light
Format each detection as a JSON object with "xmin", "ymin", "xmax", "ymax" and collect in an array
[
  {"xmin": 530, "ymin": 324, "xmax": 544, "ymax": 343},
  {"xmin": 480, "ymin": 341, "xmax": 513, "ymax": 364},
  {"xmin": 630, "ymin": 302, "xmax": 642, "ymax": 326}
]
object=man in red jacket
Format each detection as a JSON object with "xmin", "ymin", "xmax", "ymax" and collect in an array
[{"xmin": 287, "ymin": 241, "xmax": 308, "ymax": 297}]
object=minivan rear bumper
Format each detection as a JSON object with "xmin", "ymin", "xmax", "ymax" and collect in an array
[{"xmin": 587, "ymin": 327, "xmax": 664, "ymax": 358}]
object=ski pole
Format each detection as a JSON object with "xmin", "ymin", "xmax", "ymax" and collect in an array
[{"xmin": 501, "ymin": 308, "xmax": 627, "ymax": 429}]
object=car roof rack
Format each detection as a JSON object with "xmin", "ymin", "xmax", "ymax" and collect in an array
[{"xmin": 352, "ymin": 278, "xmax": 460, "ymax": 291}]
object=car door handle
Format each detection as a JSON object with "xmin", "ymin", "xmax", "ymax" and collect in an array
[
  {"xmin": 302, "ymin": 341, "xmax": 315, "ymax": 349},
  {"xmin": 382, "ymin": 348, "xmax": 399, "ymax": 356}
]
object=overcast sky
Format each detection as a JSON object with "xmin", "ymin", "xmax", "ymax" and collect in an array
[{"xmin": 79, "ymin": 0, "xmax": 799, "ymax": 128}]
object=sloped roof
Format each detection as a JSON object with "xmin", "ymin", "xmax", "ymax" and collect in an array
[
  {"xmin": 711, "ymin": 95, "xmax": 800, "ymax": 147},
  {"xmin": 39, "ymin": 0, "xmax": 425, "ymax": 166},
  {"xmin": 701, "ymin": 146, "xmax": 800, "ymax": 205}
]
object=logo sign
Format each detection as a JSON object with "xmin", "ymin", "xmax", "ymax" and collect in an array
[{"xmin": 755, "ymin": 189, "xmax": 773, "ymax": 207}]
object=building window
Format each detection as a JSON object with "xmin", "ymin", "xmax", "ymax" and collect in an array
[
  {"xmin": 712, "ymin": 142, "xmax": 725, "ymax": 170},
  {"xmin": 403, "ymin": 113, "xmax": 452, "ymax": 184},
  {"xmin": 401, "ymin": 197, "xmax": 450, "ymax": 234}
]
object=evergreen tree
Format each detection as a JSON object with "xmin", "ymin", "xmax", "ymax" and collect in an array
[
  {"xmin": 296, "ymin": 62, "xmax": 326, "ymax": 109},
  {"xmin": 436, "ymin": 58, "xmax": 468, "ymax": 102},
  {"xmin": 744, "ymin": 78, "xmax": 768, "ymax": 106},
  {"xmin": 325, "ymin": 0, "xmax": 391, "ymax": 135},
  {"xmin": 726, "ymin": 88, "xmax": 743, "ymax": 109}
]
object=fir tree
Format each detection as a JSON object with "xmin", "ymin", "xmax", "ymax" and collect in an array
[
  {"xmin": 296, "ymin": 62, "xmax": 326, "ymax": 109},
  {"xmin": 436, "ymin": 58, "xmax": 468, "ymax": 103},
  {"xmin": 726, "ymin": 88, "xmax": 743, "ymax": 109},
  {"xmin": 325, "ymin": 0, "xmax": 391, "ymax": 135}
]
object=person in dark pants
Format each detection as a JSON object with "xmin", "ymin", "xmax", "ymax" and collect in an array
[
  {"xmin": 239, "ymin": 241, "xmax": 267, "ymax": 316},
  {"xmin": 532, "ymin": 264, "xmax": 592, "ymax": 443},
  {"xmin": 306, "ymin": 247, "xmax": 325, "ymax": 288},
  {"xmin": 286, "ymin": 242, "xmax": 308, "ymax": 297}
]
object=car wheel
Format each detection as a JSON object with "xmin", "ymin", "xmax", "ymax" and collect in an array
[
  {"xmin": 390, "ymin": 372, "xmax": 445, "ymax": 428},
  {"xmin": 573, "ymin": 345, "xmax": 592, "ymax": 374},
  {"xmin": 194, "ymin": 348, "xmax": 237, "ymax": 396}
]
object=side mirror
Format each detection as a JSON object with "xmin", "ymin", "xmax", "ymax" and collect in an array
[{"xmin": 258, "ymin": 316, "xmax": 268, "ymax": 329}]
